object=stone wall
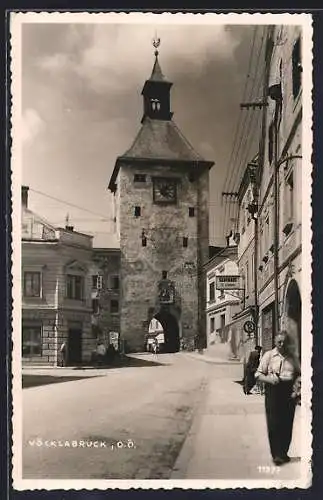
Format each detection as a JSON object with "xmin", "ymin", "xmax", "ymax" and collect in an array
[
  {"xmin": 117, "ymin": 162, "xmax": 209, "ymax": 351},
  {"xmin": 22, "ymin": 310, "xmax": 57, "ymax": 365},
  {"xmin": 91, "ymin": 250, "xmax": 121, "ymax": 339}
]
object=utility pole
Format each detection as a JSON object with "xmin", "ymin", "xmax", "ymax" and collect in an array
[
  {"xmin": 254, "ymin": 27, "xmax": 275, "ymax": 344},
  {"xmin": 238, "ymin": 116, "xmax": 266, "ymax": 346},
  {"xmin": 239, "ymin": 26, "xmax": 274, "ymax": 345}
]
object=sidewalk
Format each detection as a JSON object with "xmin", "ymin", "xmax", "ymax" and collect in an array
[
  {"xmin": 171, "ymin": 367, "xmax": 304, "ymax": 484},
  {"xmin": 184, "ymin": 342, "xmax": 243, "ymax": 365}
]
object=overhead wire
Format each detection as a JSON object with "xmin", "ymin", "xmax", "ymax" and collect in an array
[
  {"xmin": 222, "ymin": 26, "xmax": 259, "ymax": 194},
  {"xmin": 222, "ymin": 27, "xmax": 268, "ymax": 238},
  {"xmin": 29, "ymin": 188, "xmax": 113, "ymax": 222},
  {"xmin": 231, "ymin": 28, "xmax": 279, "ymax": 237},
  {"xmin": 221, "ymin": 26, "xmax": 262, "ymax": 239}
]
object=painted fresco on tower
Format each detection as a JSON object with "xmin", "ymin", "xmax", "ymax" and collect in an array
[{"xmin": 157, "ymin": 271, "xmax": 175, "ymax": 304}]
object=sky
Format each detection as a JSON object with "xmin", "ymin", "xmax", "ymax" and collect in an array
[{"xmin": 21, "ymin": 19, "xmax": 266, "ymax": 247}]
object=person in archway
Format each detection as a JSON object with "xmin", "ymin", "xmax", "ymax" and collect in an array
[
  {"xmin": 255, "ymin": 331, "xmax": 301, "ymax": 466},
  {"xmin": 96, "ymin": 341, "xmax": 107, "ymax": 366},
  {"xmin": 152, "ymin": 338, "xmax": 159, "ymax": 357},
  {"xmin": 243, "ymin": 345, "xmax": 262, "ymax": 394}
]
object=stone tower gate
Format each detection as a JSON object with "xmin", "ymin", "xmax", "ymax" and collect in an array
[{"xmin": 108, "ymin": 42, "xmax": 214, "ymax": 352}]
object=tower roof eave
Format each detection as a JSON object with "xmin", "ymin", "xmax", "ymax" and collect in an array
[
  {"xmin": 108, "ymin": 156, "xmax": 214, "ymax": 192},
  {"xmin": 108, "ymin": 118, "xmax": 214, "ymax": 192}
]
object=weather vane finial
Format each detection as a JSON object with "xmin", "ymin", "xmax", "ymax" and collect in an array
[{"xmin": 152, "ymin": 33, "xmax": 161, "ymax": 57}]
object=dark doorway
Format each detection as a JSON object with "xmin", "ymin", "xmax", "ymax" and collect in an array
[
  {"xmin": 154, "ymin": 310, "xmax": 180, "ymax": 353},
  {"xmin": 68, "ymin": 327, "xmax": 83, "ymax": 365},
  {"xmin": 285, "ymin": 279, "xmax": 301, "ymax": 360}
]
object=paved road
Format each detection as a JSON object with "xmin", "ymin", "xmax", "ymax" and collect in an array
[
  {"xmin": 22, "ymin": 353, "xmax": 304, "ymax": 483},
  {"xmin": 23, "ymin": 353, "xmax": 211, "ymax": 479}
]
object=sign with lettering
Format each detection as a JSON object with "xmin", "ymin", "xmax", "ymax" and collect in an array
[{"xmin": 216, "ymin": 275, "xmax": 243, "ymax": 290}]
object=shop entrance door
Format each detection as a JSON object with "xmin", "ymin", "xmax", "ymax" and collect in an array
[{"xmin": 68, "ymin": 326, "xmax": 82, "ymax": 365}]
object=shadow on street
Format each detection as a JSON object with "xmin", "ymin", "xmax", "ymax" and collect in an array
[
  {"xmin": 22, "ymin": 356, "xmax": 168, "ymax": 389},
  {"xmin": 75, "ymin": 355, "xmax": 168, "ymax": 370},
  {"xmin": 22, "ymin": 375, "xmax": 101, "ymax": 389}
]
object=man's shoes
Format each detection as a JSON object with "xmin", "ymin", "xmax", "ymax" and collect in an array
[
  {"xmin": 273, "ymin": 457, "xmax": 285, "ymax": 466},
  {"xmin": 282, "ymin": 455, "xmax": 291, "ymax": 463}
]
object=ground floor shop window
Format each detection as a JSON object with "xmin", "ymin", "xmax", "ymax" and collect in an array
[{"xmin": 22, "ymin": 325, "xmax": 42, "ymax": 357}]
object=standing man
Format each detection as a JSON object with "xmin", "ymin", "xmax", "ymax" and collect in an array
[
  {"xmin": 255, "ymin": 331, "xmax": 301, "ymax": 466},
  {"xmin": 243, "ymin": 345, "xmax": 262, "ymax": 394},
  {"xmin": 60, "ymin": 341, "xmax": 67, "ymax": 367}
]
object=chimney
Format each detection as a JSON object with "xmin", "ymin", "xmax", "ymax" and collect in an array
[
  {"xmin": 21, "ymin": 186, "xmax": 29, "ymax": 208},
  {"xmin": 64, "ymin": 213, "xmax": 74, "ymax": 231}
]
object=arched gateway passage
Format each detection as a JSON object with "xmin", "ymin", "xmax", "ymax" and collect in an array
[
  {"xmin": 154, "ymin": 310, "xmax": 180, "ymax": 353},
  {"xmin": 285, "ymin": 279, "xmax": 302, "ymax": 360}
]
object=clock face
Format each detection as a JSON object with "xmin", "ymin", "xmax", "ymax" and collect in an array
[{"xmin": 153, "ymin": 178, "xmax": 177, "ymax": 204}]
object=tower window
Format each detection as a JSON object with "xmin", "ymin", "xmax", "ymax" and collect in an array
[
  {"xmin": 142, "ymin": 236, "xmax": 147, "ymax": 247},
  {"xmin": 189, "ymin": 207, "xmax": 195, "ymax": 217},
  {"xmin": 183, "ymin": 237, "xmax": 188, "ymax": 248},
  {"xmin": 92, "ymin": 299, "xmax": 100, "ymax": 315},
  {"xmin": 110, "ymin": 299, "xmax": 119, "ymax": 314},
  {"xmin": 150, "ymin": 98, "xmax": 161, "ymax": 111},
  {"xmin": 134, "ymin": 206, "xmax": 141, "ymax": 217},
  {"xmin": 134, "ymin": 174, "xmax": 146, "ymax": 183}
]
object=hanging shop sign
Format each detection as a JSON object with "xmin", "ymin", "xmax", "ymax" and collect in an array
[{"xmin": 216, "ymin": 275, "xmax": 243, "ymax": 291}]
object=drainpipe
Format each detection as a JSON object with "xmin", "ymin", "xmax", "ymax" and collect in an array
[{"xmin": 270, "ymin": 84, "xmax": 283, "ymax": 335}]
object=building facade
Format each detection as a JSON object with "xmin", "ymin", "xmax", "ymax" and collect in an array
[
  {"xmin": 225, "ymin": 160, "xmax": 259, "ymax": 362},
  {"xmin": 258, "ymin": 25, "xmax": 302, "ymax": 358},
  {"xmin": 108, "ymin": 46, "xmax": 214, "ymax": 352},
  {"xmin": 205, "ymin": 246, "xmax": 240, "ymax": 347},
  {"xmin": 90, "ymin": 248, "xmax": 121, "ymax": 348},
  {"xmin": 22, "ymin": 186, "xmax": 95, "ymax": 366}
]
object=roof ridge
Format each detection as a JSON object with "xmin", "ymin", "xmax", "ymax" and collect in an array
[
  {"xmin": 170, "ymin": 120, "xmax": 204, "ymax": 160},
  {"xmin": 122, "ymin": 122, "xmax": 145, "ymax": 157},
  {"xmin": 120, "ymin": 117, "xmax": 206, "ymax": 162}
]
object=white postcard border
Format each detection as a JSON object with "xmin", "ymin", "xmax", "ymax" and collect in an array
[{"xmin": 10, "ymin": 10, "xmax": 313, "ymax": 490}]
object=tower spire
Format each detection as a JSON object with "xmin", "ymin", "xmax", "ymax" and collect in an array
[
  {"xmin": 140, "ymin": 35, "xmax": 173, "ymax": 122},
  {"xmin": 152, "ymin": 34, "xmax": 161, "ymax": 57},
  {"xmin": 150, "ymin": 35, "xmax": 165, "ymax": 82}
]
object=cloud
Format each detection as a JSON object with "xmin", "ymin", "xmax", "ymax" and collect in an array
[
  {"xmin": 38, "ymin": 52, "xmax": 71, "ymax": 72},
  {"xmin": 21, "ymin": 22, "xmax": 255, "ymax": 245},
  {"xmin": 21, "ymin": 108, "xmax": 44, "ymax": 144},
  {"xmin": 34, "ymin": 23, "xmax": 242, "ymax": 95}
]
